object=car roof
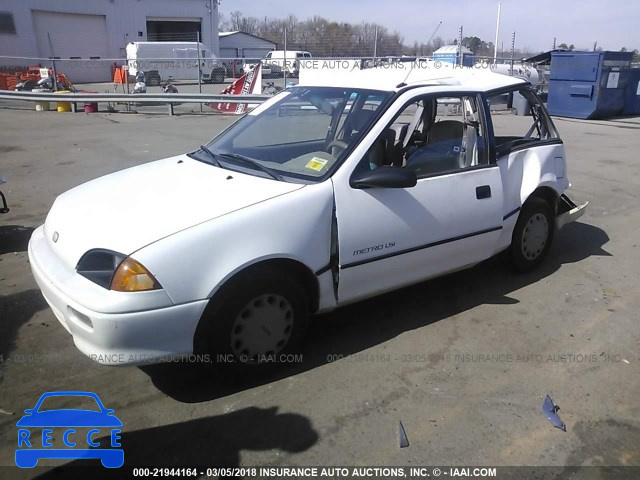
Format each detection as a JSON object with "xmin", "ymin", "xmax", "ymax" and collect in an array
[
  {"xmin": 298, "ymin": 60, "xmax": 527, "ymax": 93},
  {"xmin": 37, "ymin": 390, "xmax": 99, "ymax": 398}
]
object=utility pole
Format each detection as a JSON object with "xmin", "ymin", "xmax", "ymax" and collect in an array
[
  {"xmin": 510, "ymin": 31, "xmax": 516, "ymax": 71},
  {"xmin": 47, "ymin": 32, "xmax": 59, "ymax": 91},
  {"xmin": 197, "ymin": 32, "xmax": 202, "ymax": 112},
  {"xmin": 373, "ymin": 25, "xmax": 378, "ymax": 58},
  {"xmin": 122, "ymin": 33, "xmax": 129, "ymax": 94},
  {"xmin": 209, "ymin": 2, "xmax": 214, "ymax": 54},
  {"xmin": 458, "ymin": 25, "xmax": 463, "ymax": 66},
  {"xmin": 494, "ymin": 2, "xmax": 501, "ymax": 63},
  {"xmin": 283, "ymin": 28, "xmax": 287, "ymax": 86},
  {"xmin": 553, "ymin": 37, "xmax": 556, "ymax": 50}
]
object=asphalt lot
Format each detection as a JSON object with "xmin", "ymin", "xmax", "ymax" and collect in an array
[{"xmin": 0, "ymin": 99, "xmax": 639, "ymax": 478}]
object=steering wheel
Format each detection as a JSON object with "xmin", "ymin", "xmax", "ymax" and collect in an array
[{"xmin": 326, "ymin": 140, "xmax": 348, "ymax": 155}]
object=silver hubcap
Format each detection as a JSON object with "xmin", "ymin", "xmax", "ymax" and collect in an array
[
  {"xmin": 230, "ymin": 293, "xmax": 294, "ymax": 361},
  {"xmin": 521, "ymin": 213, "xmax": 548, "ymax": 260}
]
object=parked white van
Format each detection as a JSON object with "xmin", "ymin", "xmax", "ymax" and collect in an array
[
  {"xmin": 263, "ymin": 50, "xmax": 312, "ymax": 77},
  {"xmin": 126, "ymin": 42, "xmax": 227, "ymax": 85}
]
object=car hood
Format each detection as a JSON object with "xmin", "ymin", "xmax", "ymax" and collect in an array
[{"xmin": 44, "ymin": 154, "xmax": 304, "ymax": 270}]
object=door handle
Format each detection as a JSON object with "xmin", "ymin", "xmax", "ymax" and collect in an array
[{"xmin": 476, "ymin": 185, "xmax": 491, "ymax": 199}]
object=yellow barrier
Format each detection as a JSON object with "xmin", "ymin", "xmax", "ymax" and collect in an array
[{"xmin": 55, "ymin": 90, "xmax": 72, "ymax": 112}]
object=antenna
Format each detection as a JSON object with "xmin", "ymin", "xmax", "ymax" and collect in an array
[
  {"xmin": 399, "ymin": 21, "xmax": 442, "ymax": 87},
  {"xmin": 426, "ymin": 21, "xmax": 442, "ymax": 48}
]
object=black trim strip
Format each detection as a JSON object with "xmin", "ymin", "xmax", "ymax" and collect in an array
[
  {"xmin": 506, "ymin": 137, "xmax": 564, "ymax": 156},
  {"xmin": 503, "ymin": 207, "xmax": 521, "ymax": 221},
  {"xmin": 341, "ymin": 226, "xmax": 503, "ymax": 270},
  {"xmin": 315, "ymin": 264, "xmax": 331, "ymax": 276},
  {"xmin": 485, "ymin": 82, "xmax": 532, "ymax": 97}
]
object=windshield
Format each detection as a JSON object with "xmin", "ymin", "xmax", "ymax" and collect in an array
[
  {"xmin": 203, "ymin": 86, "xmax": 393, "ymax": 182},
  {"xmin": 37, "ymin": 395, "xmax": 101, "ymax": 412}
]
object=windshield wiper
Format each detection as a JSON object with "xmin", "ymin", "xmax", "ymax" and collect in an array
[
  {"xmin": 195, "ymin": 144, "xmax": 221, "ymax": 167},
  {"xmin": 218, "ymin": 153, "xmax": 283, "ymax": 181}
]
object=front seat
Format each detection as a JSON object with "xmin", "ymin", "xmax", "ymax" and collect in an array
[
  {"xmin": 406, "ymin": 120, "xmax": 465, "ymax": 175},
  {"xmin": 329, "ymin": 109, "xmax": 377, "ymax": 156},
  {"xmin": 346, "ymin": 109, "xmax": 376, "ymax": 139},
  {"xmin": 428, "ymin": 120, "xmax": 464, "ymax": 145}
]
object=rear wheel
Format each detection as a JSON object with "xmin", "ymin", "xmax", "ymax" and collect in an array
[
  {"xmin": 196, "ymin": 270, "xmax": 309, "ymax": 370},
  {"xmin": 509, "ymin": 197, "xmax": 554, "ymax": 272},
  {"xmin": 146, "ymin": 72, "xmax": 161, "ymax": 86},
  {"xmin": 212, "ymin": 68, "xmax": 226, "ymax": 84}
]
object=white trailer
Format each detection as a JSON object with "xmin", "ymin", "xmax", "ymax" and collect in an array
[{"xmin": 126, "ymin": 42, "xmax": 227, "ymax": 85}]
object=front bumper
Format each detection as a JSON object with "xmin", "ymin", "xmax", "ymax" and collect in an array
[
  {"xmin": 556, "ymin": 194, "xmax": 588, "ymax": 230},
  {"xmin": 28, "ymin": 226, "xmax": 208, "ymax": 365}
]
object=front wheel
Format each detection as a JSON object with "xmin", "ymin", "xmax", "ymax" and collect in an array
[
  {"xmin": 197, "ymin": 270, "xmax": 309, "ymax": 369},
  {"xmin": 509, "ymin": 197, "xmax": 554, "ymax": 272}
]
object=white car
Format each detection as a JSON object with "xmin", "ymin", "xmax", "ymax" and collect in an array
[{"xmin": 29, "ymin": 66, "xmax": 587, "ymax": 366}]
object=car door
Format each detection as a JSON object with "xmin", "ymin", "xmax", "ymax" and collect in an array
[
  {"xmin": 486, "ymin": 86, "xmax": 568, "ymax": 222},
  {"xmin": 333, "ymin": 91, "xmax": 505, "ymax": 305}
]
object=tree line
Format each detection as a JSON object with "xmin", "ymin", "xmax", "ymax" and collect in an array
[
  {"xmin": 220, "ymin": 11, "xmax": 539, "ymax": 58},
  {"xmin": 221, "ymin": 11, "xmax": 639, "ymax": 61},
  {"xmin": 221, "ymin": 11, "xmax": 405, "ymax": 57}
]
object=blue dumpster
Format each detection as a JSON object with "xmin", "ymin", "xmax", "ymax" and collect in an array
[
  {"xmin": 623, "ymin": 68, "xmax": 640, "ymax": 115},
  {"xmin": 547, "ymin": 51, "xmax": 634, "ymax": 119},
  {"xmin": 433, "ymin": 45, "xmax": 475, "ymax": 67}
]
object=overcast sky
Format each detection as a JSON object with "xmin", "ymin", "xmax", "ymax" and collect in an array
[{"xmin": 220, "ymin": 0, "xmax": 639, "ymax": 52}]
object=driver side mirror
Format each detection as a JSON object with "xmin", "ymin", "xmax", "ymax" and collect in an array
[{"xmin": 351, "ymin": 167, "xmax": 417, "ymax": 189}]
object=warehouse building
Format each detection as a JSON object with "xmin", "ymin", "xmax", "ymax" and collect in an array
[
  {"xmin": 219, "ymin": 31, "xmax": 275, "ymax": 61},
  {"xmin": 0, "ymin": 0, "xmax": 220, "ymax": 82}
]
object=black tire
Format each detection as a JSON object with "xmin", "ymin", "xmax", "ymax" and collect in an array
[
  {"xmin": 146, "ymin": 72, "xmax": 161, "ymax": 87},
  {"xmin": 509, "ymin": 197, "xmax": 555, "ymax": 272},
  {"xmin": 195, "ymin": 269, "xmax": 309, "ymax": 371},
  {"xmin": 212, "ymin": 68, "xmax": 226, "ymax": 84}
]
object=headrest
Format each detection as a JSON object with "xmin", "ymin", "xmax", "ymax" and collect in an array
[
  {"xmin": 430, "ymin": 120, "xmax": 464, "ymax": 143},
  {"xmin": 350, "ymin": 109, "xmax": 376, "ymax": 131}
]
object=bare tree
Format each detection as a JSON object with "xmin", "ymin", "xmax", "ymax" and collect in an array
[
  {"xmin": 218, "ymin": 13, "xmax": 231, "ymax": 31},
  {"xmin": 220, "ymin": 12, "xmax": 446, "ymax": 58},
  {"xmin": 229, "ymin": 10, "xmax": 259, "ymax": 35},
  {"xmin": 431, "ymin": 36, "xmax": 445, "ymax": 51}
]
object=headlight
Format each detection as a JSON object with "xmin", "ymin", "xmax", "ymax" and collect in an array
[
  {"xmin": 76, "ymin": 250, "xmax": 161, "ymax": 292},
  {"xmin": 110, "ymin": 258, "xmax": 161, "ymax": 292},
  {"xmin": 76, "ymin": 249, "xmax": 126, "ymax": 289}
]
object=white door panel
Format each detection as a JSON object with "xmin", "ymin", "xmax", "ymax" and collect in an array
[
  {"xmin": 338, "ymin": 232, "xmax": 499, "ymax": 304},
  {"xmin": 335, "ymin": 167, "xmax": 504, "ymax": 304}
]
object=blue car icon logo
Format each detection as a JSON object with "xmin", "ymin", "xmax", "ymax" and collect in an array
[{"xmin": 15, "ymin": 391, "xmax": 123, "ymax": 468}]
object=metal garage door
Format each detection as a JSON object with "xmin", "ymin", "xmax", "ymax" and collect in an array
[
  {"xmin": 220, "ymin": 48, "xmax": 238, "ymax": 61},
  {"xmin": 243, "ymin": 48, "xmax": 271, "ymax": 60},
  {"xmin": 32, "ymin": 11, "xmax": 111, "ymax": 83}
]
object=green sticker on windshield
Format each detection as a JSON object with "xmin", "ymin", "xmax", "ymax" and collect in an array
[{"xmin": 305, "ymin": 157, "xmax": 328, "ymax": 172}]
